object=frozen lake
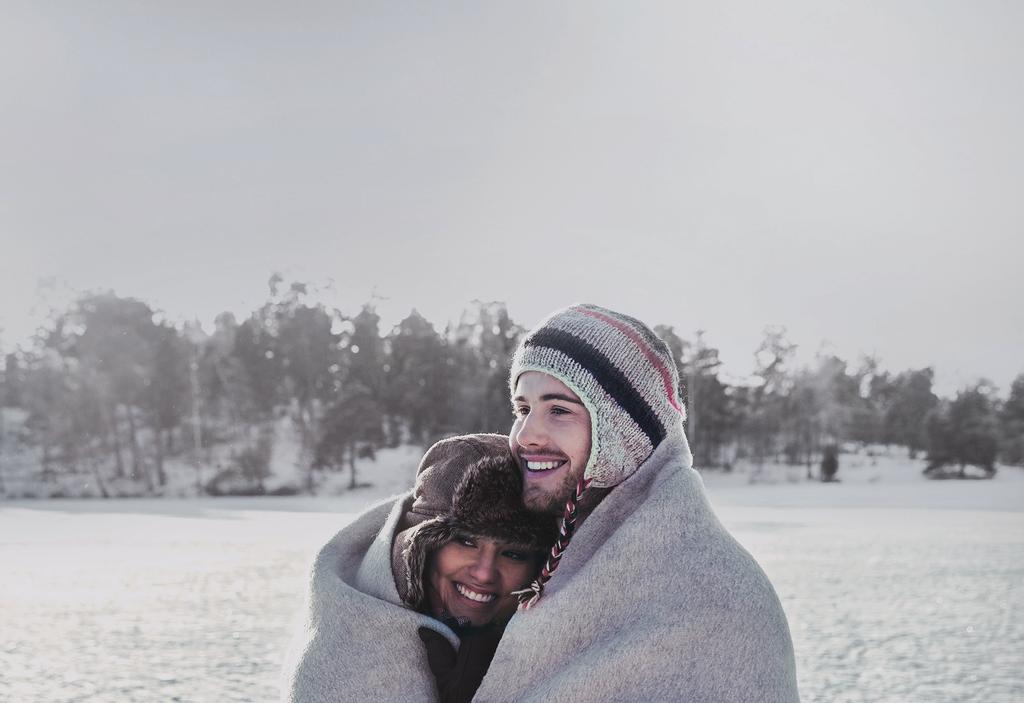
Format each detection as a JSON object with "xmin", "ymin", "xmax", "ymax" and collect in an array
[{"xmin": 2, "ymin": 471, "xmax": 1023, "ymax": 702}]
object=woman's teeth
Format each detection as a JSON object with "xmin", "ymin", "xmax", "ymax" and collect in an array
[
  {"xmin": 526, "ymin": 460, "xmax": 564, "ymax": 471},
  {"xmin": 456, "ymin": 583, "xmax": 496, "ymax": 603}
]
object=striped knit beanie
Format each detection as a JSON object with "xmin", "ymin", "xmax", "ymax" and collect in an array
[{"xmin": 509, "ymin": 303, "xmax": 688, "ymax": 489}]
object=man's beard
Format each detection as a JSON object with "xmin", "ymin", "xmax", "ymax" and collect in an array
[{"xmin": 522, "ymin": 468, "xmax": 579, "ymax": 515}]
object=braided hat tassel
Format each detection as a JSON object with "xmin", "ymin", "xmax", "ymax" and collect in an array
[{"xmin": 513, "ymin": 476, "xmax": 592, "ymax": 609}]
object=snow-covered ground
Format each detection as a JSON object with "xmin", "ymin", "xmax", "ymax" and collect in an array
[{"xmin": 2, "ymin": 448, "xmax": 1022, "ymax": 702}]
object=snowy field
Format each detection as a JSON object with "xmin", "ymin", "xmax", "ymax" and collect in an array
[{"xmin": 2, "ymin": 452, "xmax": 1022, "ymax": 702}]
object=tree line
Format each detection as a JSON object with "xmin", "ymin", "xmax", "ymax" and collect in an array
[{"xmin": 1, "ymin": 279, "xmax": 1021, "ymax": 496}]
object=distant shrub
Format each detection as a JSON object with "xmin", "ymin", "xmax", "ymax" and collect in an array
[
  {"xmin": 1000, "ymin": 435, "xmax": 1024, "ymax": 467},
  {"xmin": 205, "ymin": 432, "xmax": 274, "ymax": 495},
  {"xmin": 924, "ymin": 385, "xmax": 999, "ymax": 479},
  {"xmin": 820, "ymin": 444, "xmax": 839, "ymax": 482},
  {"xmin": 999, "ymin": 374, "xmax": 1024, "ymax": 466},
  {"xmin": 205, "ymin": 468, "xmax": 265, "ymax": 496}
]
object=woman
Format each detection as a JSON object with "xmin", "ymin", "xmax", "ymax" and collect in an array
[
  {"xmin": 281, "ymin": 434, "xmax": 554, "ymax": 703},
  {"xmin": 392, "ymin": 434, "xmax": 555, "ymax": 702}
]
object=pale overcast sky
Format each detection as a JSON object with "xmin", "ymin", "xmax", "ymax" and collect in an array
[{"xmin": 1, "ymin": 1, "xmax": 1021, "ymax": 395}]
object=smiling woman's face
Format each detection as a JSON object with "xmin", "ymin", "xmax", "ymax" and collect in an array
[{"xmin": 425, "ymin": 536, "xmax": 537, "ymax": 626}]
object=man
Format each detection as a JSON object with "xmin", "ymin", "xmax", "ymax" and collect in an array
[{"xmin": 469, "ymin": 303, "xmax": 800, "ymax": 702}]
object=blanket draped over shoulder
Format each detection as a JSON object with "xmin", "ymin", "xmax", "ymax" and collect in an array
[
  {"xmin": 283, "ymin": 430, "xmax": 800, "ymax": 702},
  {"xmin": 280, "ymin": 494, "xmax": 453, "ymax": 702},
  {"xmin": 472, "ymin": 432, "xmax": 800, "ymax": 702}
]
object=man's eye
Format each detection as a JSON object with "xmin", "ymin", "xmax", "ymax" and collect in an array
[
  {"xmin": 502, "ymin": 550, "xmax": 527, "ymax": 561},
  {"xmin": 457, "ymin": 536, "xmax": 476, "ymax": 548}
]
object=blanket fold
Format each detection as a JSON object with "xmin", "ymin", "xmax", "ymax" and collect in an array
[{"xmin": 281, "ymin": 494, "xmax": 456, "ymax": 702}]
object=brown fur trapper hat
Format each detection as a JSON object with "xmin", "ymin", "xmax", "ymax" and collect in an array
[{"xmin": 391, "ymin": 433, "xmax": 557, "ymax": 609}]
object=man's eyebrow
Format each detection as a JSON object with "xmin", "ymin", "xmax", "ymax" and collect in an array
[
  {"xmin": 513, "ymin": 393, "xmax": 584, "ymax": 405},
  {"xmin": 541, "ymin": 393, "xmax": 584, "ymax": 405}
]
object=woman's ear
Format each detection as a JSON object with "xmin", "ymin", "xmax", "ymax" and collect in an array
[
  {"xmin": 402, "ymin": 518, "xmax": 455, "ymax": 607},
  {"xmin": 420, "ymin": 550, "xmax": 436, "ymax": 598}
]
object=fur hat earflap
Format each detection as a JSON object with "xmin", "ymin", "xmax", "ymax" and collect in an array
[
  {"xmin": 401, "ymin": 517, "xmax": 457, "ymax": 608},
  {"xmin": 392, "ymin": 434, "xmax": 557, "ymax": 609}
]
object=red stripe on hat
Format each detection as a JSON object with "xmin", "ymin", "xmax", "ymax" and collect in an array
[{"xmin": 575, "ymin": 306, "xmax": 683, "ymax": 413}]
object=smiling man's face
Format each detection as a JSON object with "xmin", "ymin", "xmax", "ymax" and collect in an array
[{"xmin": 510, "ymin": 371, "xmax": 592, "ymax": 514}]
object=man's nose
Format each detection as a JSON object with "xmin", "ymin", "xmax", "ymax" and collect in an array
[{"xmin": 514, "ymin": 409, "xmax": 546, "ymax": 448}]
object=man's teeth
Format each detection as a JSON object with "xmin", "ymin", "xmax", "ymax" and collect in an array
[
  {"xmin": 526, "ymin": 460, "xmax": 564, "ymax": 471},
  {"xmin": 456, "ymin": 583, "xmax": 496, "ymax": 603}
]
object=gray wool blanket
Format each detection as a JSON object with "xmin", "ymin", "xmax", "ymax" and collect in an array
[
  {"xmin": 283, "ymin": 430, "xmax": 800, "ymax": 702},
  {"xmin": 280, "ymin": 492, "xmax": 457, "ymax": 702},
  {"xmin": 473, "ymin": 431, "xmax": 800, "ymax": 702}
]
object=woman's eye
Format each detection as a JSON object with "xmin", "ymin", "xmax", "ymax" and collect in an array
[
  {"xmin": 513, "ymin": 406, "xmax": 529, "ymax": 417},
  {"xmin": 551, "ymin": 406, "xmax": 571, "ymax": 416},
  {"xmin": 457, "ymin": 536, "xmax": 476, "ymax": 548},
  {"xmin": 502, "ymin": 550, "xmax": 527, "ymax": 561}
]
